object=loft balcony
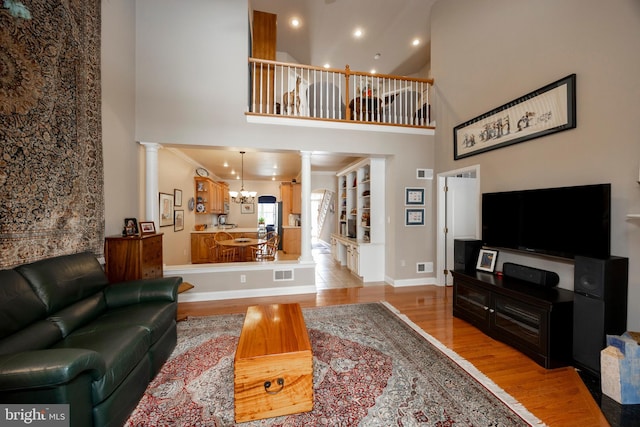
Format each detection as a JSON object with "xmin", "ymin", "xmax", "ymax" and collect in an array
[{"xmin": 246, "ymin": 58, "xmax": 435, "ymax": 135}]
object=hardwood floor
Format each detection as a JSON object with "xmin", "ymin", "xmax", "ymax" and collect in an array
[{"xmin": 178, "ymin": 248, "xmax": 609, "ymax": 427}]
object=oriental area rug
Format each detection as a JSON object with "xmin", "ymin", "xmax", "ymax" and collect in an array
[
  {"xmin": 0, "ymin": 0, "xmax": 103, "ymax": 268},
  {"xmin": 126, "ymin": 303, "xmax": 545, "ymax": 427}
]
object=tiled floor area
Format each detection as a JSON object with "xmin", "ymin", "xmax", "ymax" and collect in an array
[{"xmin": 276, "ymin": 240, "xmax": 375, "ymax": 289}]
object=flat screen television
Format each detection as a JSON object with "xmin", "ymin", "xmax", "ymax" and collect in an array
[
  {"xmin": 482, "ymin": 183, "xmax": 611, "ymax": 260},
  {"xmin": 347, "ymin": 219, "xmax": 357, "ymax": 238}
]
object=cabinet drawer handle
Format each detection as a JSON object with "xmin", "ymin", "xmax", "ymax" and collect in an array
[
  {"xmin": 264, "ymin": 377, "xmax": 285, "ymax": 395},
  {"xmin": 483, "ymin": 306, "xmax": 489, "ymax": 311},
  {"xmin": 489, "ymin": 309, "xmax": 495, "ymax": 313}
]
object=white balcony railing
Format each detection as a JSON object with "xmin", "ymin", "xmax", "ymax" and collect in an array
[{"xmin": 248, "ymin": 58, "xmax": 433, "ymax": 129}]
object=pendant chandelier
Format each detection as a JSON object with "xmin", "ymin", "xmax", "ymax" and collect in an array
[{"xmin": 229, "ymin": 151, "xmax": 257, "ymax": 204}]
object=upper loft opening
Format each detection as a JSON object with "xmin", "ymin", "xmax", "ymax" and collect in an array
[{"xmin": 246, "ymin": 58, "xmax": 435, "ymax": 135}]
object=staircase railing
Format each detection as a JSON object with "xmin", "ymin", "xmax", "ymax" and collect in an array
[
  {"xmin": 317, "ymin": 190, "xmax": 334, "ymax": 237},
  {"xmin": 248, "ymin": 58, "xmax": 434, "ymax": 129}
]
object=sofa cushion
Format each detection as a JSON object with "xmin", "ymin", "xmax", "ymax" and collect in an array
[
  {"xmin": 0, "ymin": 270, "xmax": 47, "ymax": 339},
  {"xmin": 0, "ymin": 320, "xmax": 62, "ymax": 355},
  {"xmin": 16, "ymin": 252, "xmax": 109, "ymax": 314},
  {"xmin": 90, "ymin": 302, "xmax": 176, "ymax": 345},
  {"xmin": 48, "ymin": 293, "xmax": 107, "ymax": 337},
  {"xmin": 54, "ymin": 325, "xmax": 150, "ymax": 403}
]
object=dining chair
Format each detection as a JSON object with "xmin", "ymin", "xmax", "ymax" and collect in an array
[
  {"xmin": 204, "ymin": 237, "xmax": 218, "ymax": 262},
  {"xmin": 219, "ymin": 246, "xmax": 239, "ymax": 263},
  {"xmin": 214, "ymin": 231, "xmax": 234, "ymax": 242},
  {"xmin": 251, "ymin": 235, "xmax": 279, "ymax": 261}
]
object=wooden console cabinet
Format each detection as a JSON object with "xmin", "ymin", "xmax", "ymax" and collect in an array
[
  {"xmin": 104, "ymin": 233, "xmax": 163, "ymax": 282},
  {"xmin": 452, "ymin": 270, "xmax": 574, "ymax": 369}
]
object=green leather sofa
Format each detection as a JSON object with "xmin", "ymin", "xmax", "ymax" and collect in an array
[{"xmin": 0, "ymin": 252, "xmax": 182, "ymax": 427}]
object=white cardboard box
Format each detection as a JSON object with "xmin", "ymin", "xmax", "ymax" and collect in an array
[{"xmin": 600, "ymin": 332, "xmax": 640, "ymax": 404}]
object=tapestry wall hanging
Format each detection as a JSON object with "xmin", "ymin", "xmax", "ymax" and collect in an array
[
  {"xmin": 454, "ymin": 74, "xmax": 576, "ymax": 160},
  {"xmin": 0, "ymin": 0, "xmax": 103, "ymax": 268}
]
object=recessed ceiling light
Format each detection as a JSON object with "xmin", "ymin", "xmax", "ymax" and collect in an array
[
  {"xmin": 412, "ymin": 38, "xmax": 420, "ymax": 46},
  {"xmin": 370, "ymin": 69, "xmax": 377, "ymax": 74},
  {"xmin": 290, "ymin": 17, "xmax": 301, "ymax": 28},
  {"xmin": 374, "ymin": 53, "xmax": 381, "ymax": 60},
  {"xmin": 353, "ymin": 28, "xmax": 363, "ymax": 38},
  {"xmin": 223, "ymin": 162, "xmax": 228, "ymax": 167},
  {"xmin": 323, "ymin": 63, "xmax": 330, "ymax": 69}
]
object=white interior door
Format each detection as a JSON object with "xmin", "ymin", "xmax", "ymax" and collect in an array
[{"xmin": 436, "ymin": 166, "xmax": 480, "ymax": 286}]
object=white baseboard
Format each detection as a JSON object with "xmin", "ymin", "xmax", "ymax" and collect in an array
[
  {"xmin": 178, "ymin": 285, "xmax": 317, "ymax": 302},
  {"xmin": 386, "ymin": 276, "xmax": 438, "ymax": 287}
]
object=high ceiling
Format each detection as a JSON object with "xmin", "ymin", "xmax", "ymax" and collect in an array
[
  {"xmin": 250, "ymin": 0, "xmax": 435, "ymax": 76},
  {"xmin": 173, "ymin": 0, "xmax": 434, "ymax": 182}
]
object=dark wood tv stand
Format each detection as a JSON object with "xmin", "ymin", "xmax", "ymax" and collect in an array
[{"xmin": 452, "ymin": 270, "xmax": 574, "ymax": 369}]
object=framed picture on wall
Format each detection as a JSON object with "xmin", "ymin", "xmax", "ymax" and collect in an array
[
  {"xmin": 405, "ymin": 208, "xmax": 425, "ymax": 226},
  {"xmin": 454, "ymin": 74, "xmax": 576, "ymax": 160},
  {"xmin": 174, "ymin": 210, "xmax": 184, "ymax": 232},
  {"xmin": 405, "ymin": 188, "xmax": 425, "ymax": 205},
  {"xmin": 159, "ymin": 193, "xmax": 174, "ymax": 227},
  {"xmin": 241, "ymin": 203, "xmax": 255, "ymax": 214},
  {"xmin": 174, "ymin": 189, "xmax": 182, "ymax": 207}
]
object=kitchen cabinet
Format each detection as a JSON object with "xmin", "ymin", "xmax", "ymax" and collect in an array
[
  {"xmin": 280, "ymin": 182, "xmax": 301, "ymax": 215},
  {"xmin": 451, "ymin": 270, "xmax": 574, "ymax": 369},
  {"xmin": 282, "ymin": 227, "xmax": 301, "ymax": 254},
  {"xmin": 104, "ymin": 233, "xmax": 163, "ymax": 282},
  {"xmin": 195, "ymin": 177, "xmax": 228, "ymax": 214}
]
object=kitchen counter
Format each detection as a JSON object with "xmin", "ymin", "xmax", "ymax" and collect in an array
[{"xmin": 191, "ymin": 228, "xmax": 260, "ymax": 234}]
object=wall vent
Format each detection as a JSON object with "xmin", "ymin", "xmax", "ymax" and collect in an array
[
  {"xmin": 416, "ymin": 168, "xmax": 433, "ymax": 180},
  {"xmin": 274, "ymin": 269, "xmax": 294, "ymax": 281},
  {"xmin": 417, "ymin": 262, "xmax": 433, "ymax": 273}
]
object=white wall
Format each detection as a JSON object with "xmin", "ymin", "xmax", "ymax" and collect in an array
[
  {"xmin": 102, "ymin": 0, "xmax": 139, "ymax": 237},
  {"xmin": 431, "ymin": 0, "xmax": 640, "ymax": 329}
]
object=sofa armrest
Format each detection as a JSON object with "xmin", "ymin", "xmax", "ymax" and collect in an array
[
  {"xmin": 0, "ymin": 349, "xmax": 105, "ymax": 391},
  {"xmin": 104, "ymin": 276, "xmax": 182, "ymax": 308}
]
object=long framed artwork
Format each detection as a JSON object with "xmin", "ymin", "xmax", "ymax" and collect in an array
[{"xmin": 454, "ymin": 74, "xmax": 576, "ymax": 160}]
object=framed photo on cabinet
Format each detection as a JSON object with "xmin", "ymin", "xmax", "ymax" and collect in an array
[
  {"xmin": 139, "ymin": 221, "xmax": 156, "ymax": 235},
  {"xmin": 476, "ymin": 248, "xmax": 498, "ymax": 272},
  {"xmin": 124, "ymin": 218, "xmax": 139, "ymax": 236}
]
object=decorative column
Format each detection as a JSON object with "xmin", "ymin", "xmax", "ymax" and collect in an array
[
  {"xmin": 299, "ymin": 151, "xmax": 313, "ymax": 263},
  {"xmin": 139, "ymin": 142, "xmax": 161, "ymax": 226}
]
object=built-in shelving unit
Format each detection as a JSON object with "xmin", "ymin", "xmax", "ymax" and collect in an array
[{"xmin": 332, "ymin": 158, "xmax": 385, "ymax": 282}]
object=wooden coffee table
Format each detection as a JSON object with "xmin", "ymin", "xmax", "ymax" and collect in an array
[{"xmin": 234, "ymin": 303, "xmax": 313, "ymax": 422}]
